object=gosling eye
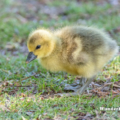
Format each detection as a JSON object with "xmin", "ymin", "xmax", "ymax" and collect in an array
[{"xmin": 36, "ymin": 45, "xmax": 41, "ymax": 49}]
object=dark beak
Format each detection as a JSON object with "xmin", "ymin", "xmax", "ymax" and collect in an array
[{"xmin": 26, "ymin": 52, "xmax": 37, "ymax": 63}]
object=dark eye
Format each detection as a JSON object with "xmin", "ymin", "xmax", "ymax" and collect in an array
[{"xmin": 36, "ymin": 45, "xmax": 41, "ymax": 49}]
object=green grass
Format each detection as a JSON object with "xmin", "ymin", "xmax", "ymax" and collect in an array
[
  {"xmin": 0, "ymin": 0, "xmax": 120, "ymax": 119},
  {"xmin": 0, "ymin": 95, "xmax": 120, "ymax": 119}
]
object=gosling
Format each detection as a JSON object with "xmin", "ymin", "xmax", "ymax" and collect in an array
[{"xmin": 26, "ymin": 26, "xmax": 118, "ymax": 96}]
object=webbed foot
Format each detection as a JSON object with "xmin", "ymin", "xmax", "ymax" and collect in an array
[
  {"xmin": 64, "ymin": 77, "xmax": 86, "ymax": 92},
  {"xmin": 56, "ymin": 77, "xmax": 95, "ymax": 97}
]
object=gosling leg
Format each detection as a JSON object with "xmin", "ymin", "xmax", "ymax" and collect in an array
[
  {"xmin": 76, "ymin": 76, "xmax": 95, "ymax": 94},
  {"xmin": 56, "ymin": 76, "xmax": 95, "ymax": 97}
]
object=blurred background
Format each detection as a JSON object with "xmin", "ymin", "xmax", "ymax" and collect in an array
[{"xmin": 0, "ymin": 0, "xmax": 120, "ymax": 56}]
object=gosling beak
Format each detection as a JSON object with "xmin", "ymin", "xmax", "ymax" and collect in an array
[{"xmin": 26, "ymin": 52, "xmax": 37, "ymax": 63}]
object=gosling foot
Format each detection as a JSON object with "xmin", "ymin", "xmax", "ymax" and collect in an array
[
  {"xmin": 56, "ymin": 76, "xmax": 95, "ymax": 97},
  {"xmin": 64, "ymin": 77, "xmax": 86, "ymax": 92}
]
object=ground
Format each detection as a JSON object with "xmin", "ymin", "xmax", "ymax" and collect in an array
[{"xmin": 0, "ymin": 0, "xmax": 120, "ymax": 119}]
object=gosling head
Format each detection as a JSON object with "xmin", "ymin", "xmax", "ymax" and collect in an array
[{"xmin": 26, "ymin": 29, "xmax": 55, "ymax": 63}]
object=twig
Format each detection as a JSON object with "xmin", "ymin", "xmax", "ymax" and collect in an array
[
  {"xmin": 103, "ymin": 82, "xmax": 120, "ymax": 88},
  {"xmin": 12, "ymin": 85, "xmax": 32, "ymax": 87},
  {"xmin": 98, "ymin": 82, "xmax": 113, "ymax": 90},
  {"xmin": 113, "ymin": 84, "xmax": 120, "ymax": 88},
  {"xmin": 1, "ymin": 85, "xmax": 33, "ymax": 88},
  {"xmin": 0, "ymin": 69, "xmax": 11, "ymax": 74},
  {"xmin": 20, "ymin": 73, "xmax": 36, "ymax": 81}
]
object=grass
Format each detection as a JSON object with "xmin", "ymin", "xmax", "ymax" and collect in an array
[
  {"xmin": 0, "ymin": 95, "xmax": 120, "ymax": 119},
  {"xmin": 0, "ymin": 0, "xmax": 120, "ymax": 119}
]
